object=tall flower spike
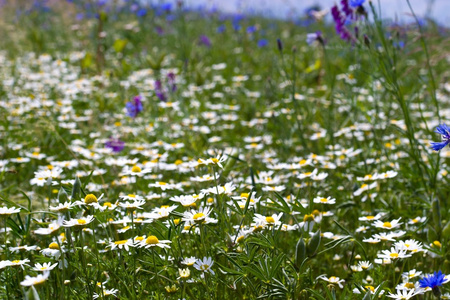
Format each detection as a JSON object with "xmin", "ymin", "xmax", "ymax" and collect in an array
[{"xmin": 430, "ymin": 124, "xmax": 450, "ymax": 151}]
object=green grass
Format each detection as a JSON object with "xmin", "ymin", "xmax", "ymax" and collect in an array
[{"xmin": 0, "ymin": 1, "xmax": 449, "ymax": 299}]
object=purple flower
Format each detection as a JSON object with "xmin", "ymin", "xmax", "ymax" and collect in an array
[
  {"xmin": 167, "ymin": 72, "xmax": 177, "ymax": 92},
  {"xmin": 340, "ymin": 0, "xmax": 352, "ymax": 18},
  {"xmin": 126, "ymin": 95, "xmax": 143, "ymax": 118},
  {"xmin": 155, "ymin": 80, "xmax": 166, "ymax": 101},
  {"xmin": 431, "ymin": 124, "xmax": 450, "ymax": 151},
  {"xmin": 105, "ymin": 137, "xmax": 125, "ymax": 153},
  {"xmin": 331, "ymin": 5, "xmax": 353, "ymax": 42},
  {"xmin": 199, "ymin": 35, "xmax": 211, "ymax": 47}
]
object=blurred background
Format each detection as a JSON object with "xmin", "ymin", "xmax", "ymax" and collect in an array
[{"xmin": 145, "ymin": 0, "xmax": 449, "ymax": 24}]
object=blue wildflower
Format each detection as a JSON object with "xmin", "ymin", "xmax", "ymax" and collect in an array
[
  {"xmin": 126, "ymin": 96, "xmax": 143, "ymax": 118},
  {"xmin": 136, "ymin": 8, "xmax": 146, "ymax": 17},
  {"xmin": 247, "ymin": 26, "xmax": 257, "ymax": 34},
  {"xmin": 419, "ymin": 271, "xmax": 448, "ymax": 297},
  {"xmin": 217, "ymin": 25, "xmax": 226, "ymax": 33},
  {"xmin": 349, "ymin": 0, "xmax": 365, "ymax": 8},
  {"xmin": 431, "ymin": 124, "xmax": 450, "ymax": 151},
  {"xmin": 257, "ymin": 39, "xmax": 268, "ymax": 47}
]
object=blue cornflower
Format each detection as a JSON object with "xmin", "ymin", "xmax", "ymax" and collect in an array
[
  {"xmin": 349, "ymin": 0, "xmax": 365, "ymax": 8},
  {"xmin": 126, "ymin": 96, "xmax": 143, "ymax": 118},
  {"xmin": 419, "ymin": 271, "xmax": 448, "ymax": 297},
  {"xmin": 419, "ymin": 271, "xmax": 448, "ymax": 288},
  {"xmin": 257, "ymin": 39, "xmax": 268, "ymax": 47},
  {"xmin": 431, "ymin": 124, "xmax": 450, "ymax": 151}
]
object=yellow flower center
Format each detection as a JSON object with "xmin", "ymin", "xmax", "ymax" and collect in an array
[
  {"xmin": 103, "ymin": 202, "xmax": 112, "ymax": 207},
  {"xmin": 211, "ymin": 158, "xmax": 219, "ymax": 163},
  {"xmin": 299, "ymin": 159, "xmax": 307, "ymax": 165},
  {"xmin": 404, "ymin": 282, "xmax": 415, "ymax": 289},
  {"xmin": 84, "ymin": 194, "xmax": 98, "ymax": 204},
  {"xmin": 383, "ymin": 222, "xmax": 392, "ymax": 228},
  {"xmin": 366, "ymin": 216, "xmax": 375, "ymax": 220},
  {"xmin": 135, "ymin": 236, "xmax": 144, "ymax": 241},
  {"xmin": 265, "ymin": 216, "xmax": 275, "ymax": 223},
  {"xmin": 433, "ymin": 240, "xmax": 442, "ymax": 248},
  {"xmin": 173, "ymin": 219, "xmax": 180, "ymax": 225},
  {"xmin": 40, "ymin": 267, "xmax": 48, "ymax": 270},
  {"xmin": 12, "ymin": 260, "xmax": 21, "ymax": 264},
  {"xmin": 390, "ymin": 253, "xmax": 399, "ymax": 258},
  {"xmin": 128, "ymin": 194, "xmax": 136, "ymax": 198},
  {"xmin": 365, "ymin": 286, "xmax": 375, "ymax": 293},
  {"xmin": 320, "ymin": 198, "xmax": 328, "ymax": 203},
  {"xmin": 146, "ymin": 235, "xmax": 159, "ymax": 245},
  {"xmin": 312, "ymin": 209, "xmax": 321, "ymax": 217},
  {"xmin": 303, "ymin": 214, "xmax": 315, "ymax": 222},
  {"xmin": 329, "ymin": 276, "xmax": 336, "ymax": 281},
  {"xmin": 175, "ymin": 160, "xmax": 183, "ymax": 165},
  {"xmin": 131, "ymin": 166, "xmax": 141, "ymax": 173},
  {"xmin": 158, "ymin": 182, "xmax": 167, "ymax": 185},
  {"xmin": 114, "ymin": 240, "xmax": 128, "ymax": 245},
  {"xmin": 77, "ymin": 219, "xmax": 86, "ymax": 225},
  {"xmin": 193, "ymin": 213, "xmax": 205, "ymax": 220},
  {"xmin": 49, "ymin": 242, "xmax": 59, "ymax": 249}
]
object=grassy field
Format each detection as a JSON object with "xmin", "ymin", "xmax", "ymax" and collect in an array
[{"xmin": 0, "ymin": 0, "xmax": 449, "ymax": 299}]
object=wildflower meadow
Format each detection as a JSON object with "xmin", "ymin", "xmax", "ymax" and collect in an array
[{"xmin": 0, "ymin": 0, "xmax": 449, "ymax": 299}]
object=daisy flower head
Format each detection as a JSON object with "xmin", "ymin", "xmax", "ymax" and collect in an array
[
  {"xmin": 373, "ymin": 218, "xmax": 403, "ymax": 230},
  {"xmin": 93, "ymin": 288, "xmax": 119, "ymax": 299},
  {"xmin": 197, "ymin": 155, "xmax": 227, "ymax": 169},
  {"xmin": 317, "ymin": 275, "xmax": 345, "ymax": 288},
  {"xmin": 252, "ymin": 213, "xmax": 283, "ymax": 227},
  {"xmin": 109, "ymin": 239, "xmax": 134, "ymax": 251},
  {"xmin": 63, "ymin": 215, "xmax": 95, "ymax": 228},
  {"xmin": 21, "ymin": 271, "xmax": 50, "ymax": 286},
  {"xmin": 386, "ymin": 289, "xmax": 420, "ymax": 300},
  {"xmin": 182, "ymin": 206, "xmax": 217, "ymax": 225},
  {"xmin": 49, "ymin": 202, "xmax": 75, "ymax": 213},
  {"xmin": 194, "ymin": 257, "xmax": 215, "ymax": 275},
  {"xmin": 313, "ymin": 196, "xmax": 336, "ymax": 205},
  {"xmin": 402, "ymin": 269, "xmax": 422, "ymax": 280},
  {"xmin": 354, "ymin": 182, "xmax": 377, "ymax": 196},
  {"xmin": 431, "ymin": 124, "xmax": 450, "ymax": 151},
  {"xmin": 0, "ymin": 206, "xmax": 21, "ymax": 218},
  {"xmin": 136, "ymin": 235, "xmax": 171, "ymax": 249},
  {"xmin": 377, "ymin": 247, "xmax": 412, "ymax": 260},
  {"xmin": 181, "ymin": 257, "xmax": 197, "ymax": 266},
  {"xmin": 0, "ymin": 258, "xmax": 30, "ymax": 269},
  {"xmin": 32, "ymin": 262, "xmax": 58, "ymax": 272},
  {"xmin": 120, "ymin": 165, "xmax": 151, "ymax": 177},
  {"xmin": 178, "ymin": 268, "xmax": 190, "ymax": 279},
  {"xmin": 118, "ymin": 199, "xmax": 146, "ymax": 211}
]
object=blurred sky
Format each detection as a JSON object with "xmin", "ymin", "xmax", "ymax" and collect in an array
[{"xmin": 150, "ymin": 0, "xmax": 449, "ymax": 24}]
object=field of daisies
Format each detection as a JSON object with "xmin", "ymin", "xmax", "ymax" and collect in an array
[{"xmin": 0, "ymin": 0, "xmax": 449, "ymax": 299}]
